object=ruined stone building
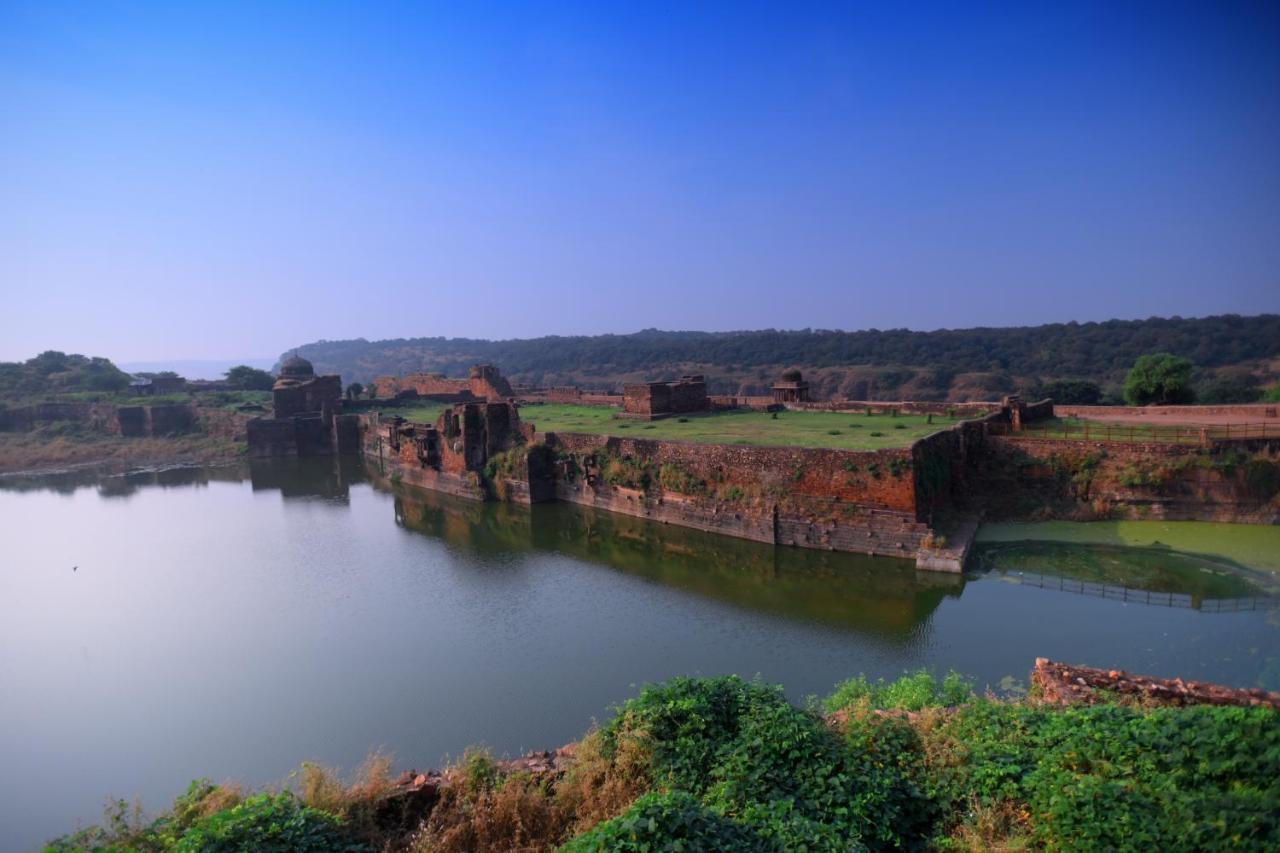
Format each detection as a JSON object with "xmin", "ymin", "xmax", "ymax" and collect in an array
[
  {"xmin": 247, "ymin": 355, "xmax": 359, "ymax": 457},
  {"xmin": 372, "ymin": 364, "xmax": 514, "ymax": 402},
  {"xmin": 772, "ymin": 368, "xmax": 811, "ymax": 403},
  {"xmin": 622, "ymin": 375, "xmax": 709, "ymax": 419}
]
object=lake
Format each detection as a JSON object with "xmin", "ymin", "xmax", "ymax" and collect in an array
[{"xmin": 2, "ymin": 457, "xmax": 1277, "ymax": 851}]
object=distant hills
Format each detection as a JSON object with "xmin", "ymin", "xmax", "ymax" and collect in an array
[{"xmin": 285, "ymin": 314, "xmax": 1280, "ymax": 403}]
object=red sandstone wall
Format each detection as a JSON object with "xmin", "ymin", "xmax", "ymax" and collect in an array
[
  {"xmin": 1058, "ymin": 404, "xmax": 1280, "ymax": 420},
  {"xmin": 538, "ymin": 432, "xmax": 919, "ymax": 513},
  {"xmin": 974, "ymin": 436, "xmax": 1280, "ymax": 523},
  {"xmin": 374, "ymin": 372, "xmax": 513, "ymax": 402},
  {"xmin": 794, "ymin": 400, "xmax": 1003, "ymax": 417}
]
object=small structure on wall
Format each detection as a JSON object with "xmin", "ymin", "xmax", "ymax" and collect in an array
[
  {"xmin": 772, "ymin": 368, "xmax": 810, "ymax": 404},
  {"xmin": 247, "ymin": 355, "xmax": 359, "ymax": 457},
  {"xmin": 623, "ymin": 375, "xmax": 710, "ymax": 419}
]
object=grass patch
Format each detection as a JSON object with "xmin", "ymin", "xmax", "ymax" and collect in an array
[{"xmin": 518, "ymin": 404, "xmax": 961, "ymax": 450}]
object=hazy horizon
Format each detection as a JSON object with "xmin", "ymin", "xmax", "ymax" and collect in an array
[
  {"xmin": 10, "ymin": 310, "xmax": 1280, "ymax": 370},
  {"xmin": 4, "ymin": 2, "xmax": 1278, "ymax": 362}
]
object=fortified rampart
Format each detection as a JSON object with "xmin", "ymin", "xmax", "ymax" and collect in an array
[
  {"xmin": 354, "ymin": 385, "xmax": 1279, "ymax": 573},
  {"xmin": 969, "ymin": 435, "xmax": 1280, "ymax": 524},
  {"xmin": 358, "ymin": 401, "xmax": 945, "ymax": 564},
  {"xmin": 1058, "ymin": 403, "xmax": 1279, "ymax": 420}
]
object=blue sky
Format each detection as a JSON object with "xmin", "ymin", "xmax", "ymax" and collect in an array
[{"xmin": 2, "ymin": 1, "xmax": 1278, "ymax": 362}]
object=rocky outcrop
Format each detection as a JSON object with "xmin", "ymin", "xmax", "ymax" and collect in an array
[{"xmin": 1032, "ymin": 658, "xmax": 1280, "ymax": 709}]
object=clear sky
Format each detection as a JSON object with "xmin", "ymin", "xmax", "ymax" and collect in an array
[{"xmin": 2, "ymin": 1, "xmax": 1278, "ymax": 362}]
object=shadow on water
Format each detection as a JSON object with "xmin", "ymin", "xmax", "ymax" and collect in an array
[
  {"xmin": 970, "ymin": 541, "xmax": 1279, "ymax": 610},
  {"xmin": 387, "ymin": 480, "xmax": 962, "ymax": 639}
]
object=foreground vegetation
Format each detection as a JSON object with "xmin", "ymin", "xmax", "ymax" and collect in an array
[
  {"xmin": 520, "ymin": 404, "xmax": 959, "ymax": 450},
  {"xmin": 49, "ymin": 671, "xmax": 1280, "ymax": 851}
]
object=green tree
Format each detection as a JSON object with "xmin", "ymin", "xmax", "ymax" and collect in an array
[
  {"xmin": 1124, "ymin": 353, "xmax": 1195, "ymax": 405},
  {"xmin": 224, "ymin": 365, "xmax": 276, "ymax": 391},
  {"xmin": 345, "ymin": 382, "xmax": 364, "ymax": 400}
]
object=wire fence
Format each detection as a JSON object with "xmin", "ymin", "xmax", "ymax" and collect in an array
[
  {"xmin": 987, "ymin": 420, "xmax": 1277, "ymax": 445},
  {"xmin": 994, "ymin": 570, "xmax": 1277, "ymax": 612}
]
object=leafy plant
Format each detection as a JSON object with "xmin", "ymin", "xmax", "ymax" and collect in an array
[
  {"xmin": 825, "ymin": 670, "xmax": 973, "ymax": 714},
  {"xmin": 175, "ymin": 792, "xmax": 362, "ymax": 852}
]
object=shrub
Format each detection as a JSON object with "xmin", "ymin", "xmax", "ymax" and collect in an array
[
  {"xmin": 869, "ymin": 431, "xmax": 884, "ymax": 438},
  {"xmin": 825, "ymin": 670, "xmax": 973, "ymax": 714},
  {"xmin": 175, "ymin": 792, "xmax": 361, "ymax": 852},
  {"xmin": 922, "ymin": 701, "xmax": 1280, "ymax": 849},
  {"xmin": 562, "ymin": 791, "xmax": 768, "ymax": 852},
  {"xmin": 585, "ymin": 675, "xmax": 937, "ymax": 850},
  {"xmin": 658, "ymin": 462, "xmax": 705, "ymax": 495}
]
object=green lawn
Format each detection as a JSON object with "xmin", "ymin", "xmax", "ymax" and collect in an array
[{"xmin": 516, "ymin": 403, "xmax": 959, "ymax": 450}]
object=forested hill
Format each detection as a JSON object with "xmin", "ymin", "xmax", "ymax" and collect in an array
[{"xmin": 288, "ymin": 314, "xmax": 1280, "ymax": 403}]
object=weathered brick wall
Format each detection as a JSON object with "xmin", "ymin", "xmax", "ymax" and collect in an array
[
  {"xmin": 113, "ymin": 406, "xmax": 148, "ymax": 436},
  {"xmin": 794, "ymin": 400, "xmax": 1003, "ymax": 417},
  {"xmin": 374, "ymin": 368, "xmax": 513, "ymax": 402},
  {"xmin": 971, "ymin": 436, "xmax": 1280, "ymax": 523},
  {"xmin": 197, "ymin": 408, "xmax": 253, "ymax": 441},
  {"xmin": 1057, "ymin": 404, "xmax": 1279, "ymax": 420},
  {"xmin": 246, "ymin": 418, "xmax": 299, "ymax": 457},
  {"xmin": 535, "ymin": 431, "xmax": 929, "ymax": 558},
  {"xmin": 622, "ymin": 383, "xmax": 665, "ymax": 416},
  {"xmin": 144, "ymin": 404, "xmax": 196, "ymax": 435},
  {"xmin": 538, "ymin": 432, "xmax": 919, "ymax": 512}
]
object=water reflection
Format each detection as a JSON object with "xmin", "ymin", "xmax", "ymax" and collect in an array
[
  {"xmin": 248, "ymin": 455, "xmax": 369, "ymax": 501},
  {"xmin": 0, "ymin": 463, "xmax": 249, "ymax": 497},
  {"xmin": 388, "ymin": 482, "xmax": 962, "ymax": 638},
  {"xmin": 970, "ymin": 541, "xmax": 1278, "ymax": 609}
]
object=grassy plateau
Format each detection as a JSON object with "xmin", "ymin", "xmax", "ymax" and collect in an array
[{"xmin": 516, "ymin": 404, "xmax": 959, "ymax": 450}]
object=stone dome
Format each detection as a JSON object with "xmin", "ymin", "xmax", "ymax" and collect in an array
[
  {"xmin": 779, "ymin": 368, "xmax": 803, "ymax": 383},
  {"xmin": 279, "ymin": 354, "xmax": 315, "ymax": 379}
]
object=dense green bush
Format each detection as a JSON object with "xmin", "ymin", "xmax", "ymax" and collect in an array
[
  {"xmin": 925, "ymin": 701, "xmax": 1280, "ymax": 850},
  {"xmin": 562, "ymin": 791, "xmax": 774, "ymax": 851},
  {"xmin": 594, "ymin": 675, "xmax": 935, "ymax": 851},
  {"xmin": 175, "ymin": 793, "xmax": 362, "ymax": 852}
]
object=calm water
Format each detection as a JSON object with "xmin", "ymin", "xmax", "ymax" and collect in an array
[{"xmin": 1, "ymin": 458, "xmax": 1277, "ymax": 851}]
